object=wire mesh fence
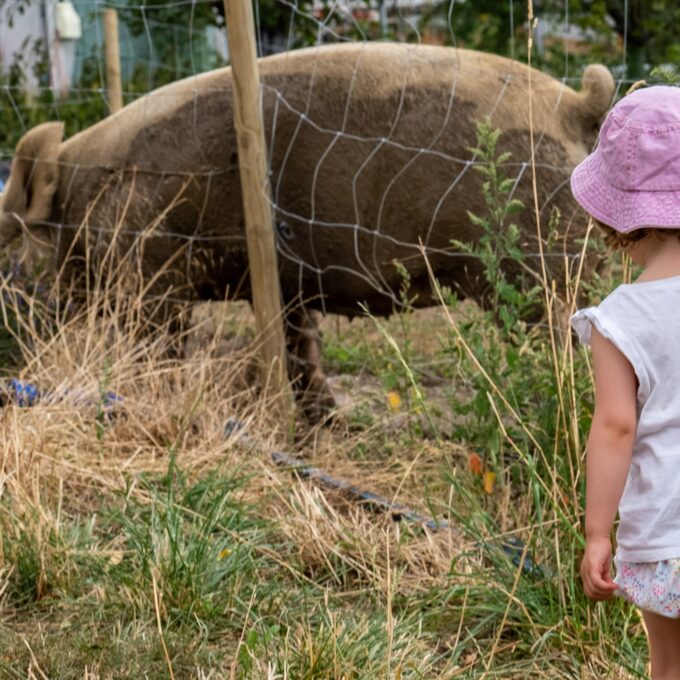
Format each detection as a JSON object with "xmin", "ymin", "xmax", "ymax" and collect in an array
[{"xmin": 0, "ymin": 0, "xmax": 658, "ymax": 411}]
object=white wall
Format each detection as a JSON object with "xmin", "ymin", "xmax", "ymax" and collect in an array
[{"xmin": 0, "ymin": 0, "xmax": 79, "ymax": 95}]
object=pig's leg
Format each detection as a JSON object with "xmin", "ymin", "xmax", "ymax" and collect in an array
[{"xmin": 285, "ymin": 307, "xmax": 335, "ymax": 422}]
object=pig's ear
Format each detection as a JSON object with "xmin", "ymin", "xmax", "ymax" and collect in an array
[
  {"xmin": 575, "ymin": 64, "xmax": 615, "ymax": 127},
  {"xmin": 3, "ymin": 122, "xmax": 64, "ymax": 226}
]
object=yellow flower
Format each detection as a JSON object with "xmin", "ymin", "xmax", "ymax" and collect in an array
[
  {"xmin": 386, "ymin": 390, "xmax": 402, "ymax": 413},
  {"xmin": 483, "ymin": 471, "xmax": 496, "ymax": 494},
  {"xmin": 217, "ymin": 548, "xmax": 231, "ymax": 561}
]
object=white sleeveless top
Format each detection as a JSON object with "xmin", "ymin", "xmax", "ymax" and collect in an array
[{"xmin": 571, "ymin": 275, "xmax": 680, "ymax": 562}]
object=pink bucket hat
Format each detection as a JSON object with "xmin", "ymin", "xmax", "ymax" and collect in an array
[{"xmin": 571, "ymin": 85, "xmax": 680, "ymax": 232}]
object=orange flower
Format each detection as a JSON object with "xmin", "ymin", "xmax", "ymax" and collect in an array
[{"xmin": 468, "ymin": 452, "xmax": 483, "ymax": 475}]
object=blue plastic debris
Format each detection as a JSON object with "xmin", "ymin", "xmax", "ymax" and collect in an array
[
  {"xmin": 0, "ymin": 379, "xmax": 123, "ymax": 418},
  {"xmin": 101, "ymin": 390, "xmax": 123, "ymax": 413},
  {"xmin": 223, "ymin": 417, "xmax": 245, "ymax": 437},
  {"xmin": 5, "ymin": 379, "xmax": 40, "ymax": 406}
]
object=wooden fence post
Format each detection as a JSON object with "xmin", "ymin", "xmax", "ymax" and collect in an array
[
  {"xmin": 103, "ymin": 8, "xmax": 123, "ymax": 114},
  {"xmin": 223, "ymin": 0, "xmax": 295, "ymax": 428}
]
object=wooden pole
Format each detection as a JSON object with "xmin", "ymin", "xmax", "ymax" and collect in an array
[
  {"xmin": 103, "ymin": 8, "xmax": 123, "ymax": 114},
  {"xmin": 223, "ymin": 0, "xmax": 295, "ymax": 427}
]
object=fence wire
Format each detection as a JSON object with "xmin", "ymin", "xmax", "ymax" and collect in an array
[{"xmin": 0, "ymin": 0, "xmax": 632, "ymax": 352}]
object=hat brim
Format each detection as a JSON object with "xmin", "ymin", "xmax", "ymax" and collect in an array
[{"xmin": 571, "ymin": 151, "xmax": 680, "ymax": 232}]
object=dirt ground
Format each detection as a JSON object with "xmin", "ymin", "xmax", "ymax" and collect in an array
[{"xmin": 187, "ymin": 300, "xmax": 474, "ymax": 440}]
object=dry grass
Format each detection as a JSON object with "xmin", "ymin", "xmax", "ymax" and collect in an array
[
  {"xmin": 0, "ymin": 263, "xmax": 458, "ymax": 677},
  {"xmin": 0, "ymin": 222, "xmax": 649, "ymax": 679}
]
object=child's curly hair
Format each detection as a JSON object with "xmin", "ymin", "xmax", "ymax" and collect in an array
[{"xmin": 595, "ymin": 221, "xmax": 680, "ymax": 251}]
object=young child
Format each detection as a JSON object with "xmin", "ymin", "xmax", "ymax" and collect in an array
[{"xmin": 570, "ymin": 85, "xmax": 680, "ymax": 679}]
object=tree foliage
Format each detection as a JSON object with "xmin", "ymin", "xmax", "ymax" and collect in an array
[
  {"xmin": 3, "ymin": 0, "xmax": 680, "ymax": 154},
  {"xmin": 422, "ymin": 0, "xmax": 680, "ymax": 79}
]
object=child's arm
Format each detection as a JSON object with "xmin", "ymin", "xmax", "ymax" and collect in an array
[{"xmin": 581, "ymin": 326, "xmax": 637, "ymax": 600}]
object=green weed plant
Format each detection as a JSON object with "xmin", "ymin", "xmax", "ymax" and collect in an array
[
  {"xmin": 362, "ymin": 119, "xmax": 649, "ymax": 675},
  {"xmin": 438, "ymin": 122, "xmax": 646, "ymax": 674}
]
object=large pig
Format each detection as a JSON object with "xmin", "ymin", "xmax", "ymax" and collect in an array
[{"xmin": 0, "ymin": 43, "xmax": 613, "ymax": 416}]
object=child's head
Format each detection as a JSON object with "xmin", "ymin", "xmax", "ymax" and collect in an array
[{"xmin": 571, "ymin": 85, "xmax": 680, "ymax": 248}]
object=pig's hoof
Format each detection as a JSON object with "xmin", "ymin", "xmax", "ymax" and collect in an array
[{"xmin": 297, "ymin": 382, "xmax": 337, "ymax": 424}]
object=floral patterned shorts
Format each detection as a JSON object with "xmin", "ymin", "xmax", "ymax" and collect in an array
[{"xmin": 614, "ymin": 556, "xmax": 680, "ymax": 618}]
